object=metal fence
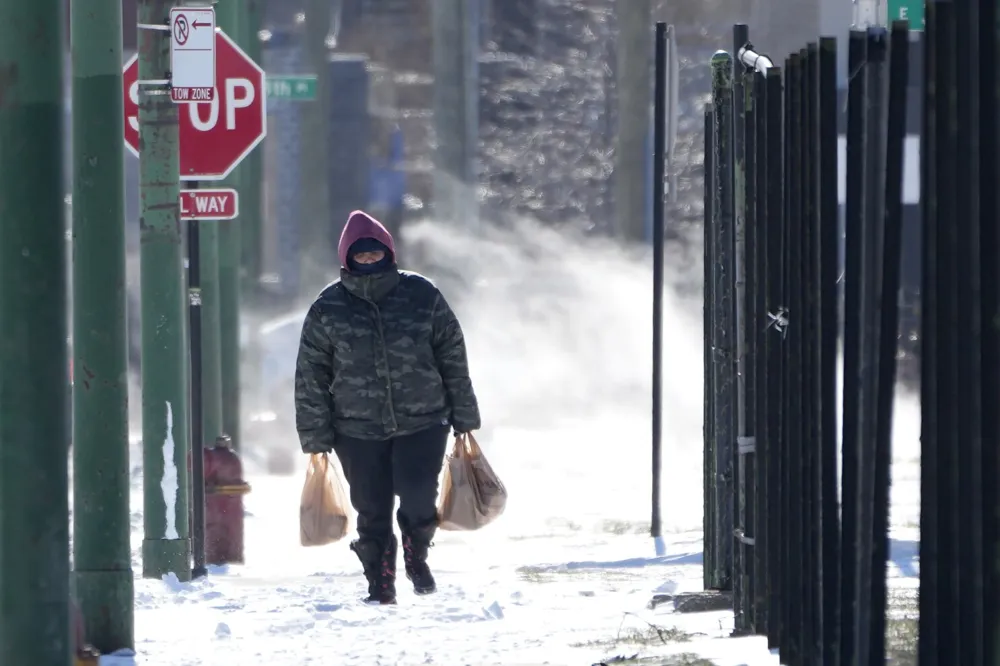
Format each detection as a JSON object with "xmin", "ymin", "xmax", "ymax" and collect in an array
[
  {"xmin": 700, "ymin": 20, "xmax": 912, "ymax": 664},
  {"xmin": 919, "ymin": 0, "xmax": 1000, "ymax": 663}
]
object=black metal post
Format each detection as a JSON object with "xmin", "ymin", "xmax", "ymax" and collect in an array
[
  {"xmin": 710, "ymin": 49, "xmax": 736, "ymax": 592},
  {"xmin": 867, "ymin": 21, "xmax": 909, "ymax": 666},
  {"xmin": 751, "ymin": 68, "xmax": 769, "ymax": 636},
  {"xmin": 856, "ymin": 28, "xmax": 888, "ymax": 666},
  {"xmin": 780, "ymin": 56, "xmax": 796, "ymax": 660},
  {"xmin": 784, "ymin": 51, "xmax": 804, "ymax": 666},
  {"xmin": 816, "ymin": 36, "xmax": 840, "ymax": 666},
  {"xmin": 734, "ymin": 35, "xmax": 776, "ymax": 638},
  {"xmin": 704, "ymin": 103, "xmax": 718, "ymax": 590},
  {"xmin": 952, "ymin": 0, "xmax": 983, "ymax": 663},
  {"xmin": 651, "ymin": 21, "xmax": 667, "ymax": 554},
  {"xmin": 779, "ymin": 54, "xmax": 792, "ymax": 663},
  {"xmin": 731, "ymin": 23, "xmax": 751, "ymax": 634},
  {"xmin": 978, "ymin": 0, "xmax": 1000, "ymax": 661},
  {"xmin": 764, "ymin": 66, "xmax": 784, "ymax": 652},
  {"xmin": 741, "ymin": 62, "xmax": 758, "ymax": 634},
  {"xmin": 188, "ymin": 190, "xmax": 207, "ymax": 580},
  {"xmin": 800, "ymin": 44, "xmax": 819, "ymax": 663},
  {"xmin": 918, "ymin": 3, "xmax": 942, "ymax": 664},
  {"xmin": 931, "ymin": 2, "xmax": 961, "ymax": 659},
  {"xmin": 839, "ymin": 30, "xmax": 867, "ymax": 666}
]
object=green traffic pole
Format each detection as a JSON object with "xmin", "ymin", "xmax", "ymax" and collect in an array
[
  {"xmin": 218, "ymin": 0, "xmax": 244, "ymax": 452},
  {"xmin": 138, "ymin": 0, "xmax": 192, "ymax": 580},
  {"xmin": 71, "ymin": 0, "xmax": 135, "ymax": 651},
  {"xmin": 709, "ymin": 49, "xmax": 735, "ymax": 592},
  {"xmin": 241, "ymin": 0, "xmax": 264, "ymax": 298},
  {"xmin": 241, "ymin": 0, "xmax": 265, "ymax": 415},
  {"xmin": 301, "ymin": 0, "xmax": 334, "ymax": 293},
  {"xmin": 0, "ymin": 0, "xmax": 72, "ymax": 660}
]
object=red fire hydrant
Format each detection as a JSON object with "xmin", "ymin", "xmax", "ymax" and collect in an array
[{"xmin": 203, "ymin": 435, "xmax": 251, "ymax": 565}]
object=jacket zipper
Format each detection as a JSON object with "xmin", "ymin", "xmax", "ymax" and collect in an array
[{"xmin": 371, "ymin": 302, "xmax": 397, "ymax": 431}]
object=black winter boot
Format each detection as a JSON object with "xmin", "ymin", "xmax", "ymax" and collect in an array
[
  {"xmin": 350, "ymin": 536, "xmax": 397, "ymax": 605},
  {"xmin": 401, "ymin": 530, "xmax": 436, "ymax": 595}
]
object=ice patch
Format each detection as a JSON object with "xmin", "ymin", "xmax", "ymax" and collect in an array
[
  {"xmin": 484, "ymin": 600, "xmax": 505, "ymax": 620},
  {"xmin": 98, "ymin": 649, "xmax": 136, "ymax": 666},
  {"xmin": 161, "ymin": 401, "xmax": 178, "ymax": 539}
]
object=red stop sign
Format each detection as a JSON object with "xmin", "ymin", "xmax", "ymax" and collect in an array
[{"xmin": 123, "ymin": 29, "xmax": 266, "ymax": 181}]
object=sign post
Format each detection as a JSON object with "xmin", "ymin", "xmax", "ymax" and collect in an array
[
  {"xmin": 170, "ymin": 5, "xmax": 218, "ymax": 580},
  {"xmin": 182, "ymin": 177, "xmax": 223, "ymax": 584},
  {"xmin": 126, "ymin": 20, "xmax": 265, "ymax": 579}
]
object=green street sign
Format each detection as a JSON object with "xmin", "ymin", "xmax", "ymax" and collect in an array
[
  {"xmin": 887, "ymin": 0, "xmax": 924, "ymax": 30},
  {"xmin": 265, "ymin": 75, "xmax": 318, "ymax": 101}
]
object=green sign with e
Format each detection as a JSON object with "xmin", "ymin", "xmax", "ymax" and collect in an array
[{"xmin": 887, "ymin": 0, "xmax": 924, "ymax": 30}]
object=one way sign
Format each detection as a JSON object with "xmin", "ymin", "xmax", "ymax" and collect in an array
[{"xmin": 180, "ymin": 188, "xmax": 239, "ymax": 220}]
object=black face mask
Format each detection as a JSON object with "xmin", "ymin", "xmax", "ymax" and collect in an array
[{"xmin": 348, "ymin": 254, "xmax": 394, "ymax": 275}]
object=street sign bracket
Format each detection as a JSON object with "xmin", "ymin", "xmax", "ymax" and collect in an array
[{"xmin": 137, "ymin": 22, "xmax": 170, "ymax": 31}]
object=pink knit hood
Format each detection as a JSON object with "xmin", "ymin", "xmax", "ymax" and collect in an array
[{"xmin": 337, "ymin": 210, "xmax": 397, "ymax": 269}]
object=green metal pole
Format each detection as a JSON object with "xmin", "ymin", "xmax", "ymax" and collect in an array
[
  {"xmin": 241, "ymin": 0, "xmax": 265, "ymax": 414},
  {"xmin": 138, "ymin": 0, "xmax": 191, "ymax": 580},
  {"xmin": 301, "ymin": 0, "xmax": 333, "ymax": 292},
  {"xmin": 218, "ymin": 0, "xmax": 244, "ymax": 451},
  {"xmin": 709, "ymin": 49, "xmax": 735, "ymax": 592},
  {"xmin": 431, "ymin": 0, "xmax": 480, "ymax": 231},
  {"xmin": 241, "ymin": 0, "xmax": 264, "ymax": 297},
  {"xmin": 71, "ymin": 0, "xmax": 135, "ymax": 651},
  {"xmin": 0, "ymin": 0, "xmax": 71, "ymax": 660}
]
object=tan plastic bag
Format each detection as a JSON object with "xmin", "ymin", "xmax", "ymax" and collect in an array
[
  {"xmin": 437, "ymin": 433, "xmax": 507, "ymax": 531},
  {"xmin": 299, "ymin": 453, "xmax": 351, "ymax": 546}
]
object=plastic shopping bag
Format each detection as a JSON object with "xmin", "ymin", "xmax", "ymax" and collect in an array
[
  {"xmin": 299, "ymin": 453, "xmax": 351, "ymax": 546},
  {"xmin": 437, "ymin": 433, "xmax": 507, "ymax": 531}
]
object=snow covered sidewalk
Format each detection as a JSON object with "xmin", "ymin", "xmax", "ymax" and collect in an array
[
  {"xmin": 104, "ymin": 402, "xmax": 921, "ymax": 665},
  {"xmin": 105, "ymin": 470, "xmax": 918, "ymax": 666}
]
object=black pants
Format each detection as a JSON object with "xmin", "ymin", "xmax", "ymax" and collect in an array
[{"xmin": 332, "ymin": 424, "xmax": 450, "ymax": 545}]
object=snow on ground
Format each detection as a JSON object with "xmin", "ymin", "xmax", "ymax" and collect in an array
[
  {"xmin": 105, "ymin": 218, "xmax": 921, "ymax": 665},
  {"xmin": 121, "ymin": 481, "xmax": 762, "ymax": 665},
  {"xmin": 110, "ymin": 436, "xmax": 919, "ymax": 665}
]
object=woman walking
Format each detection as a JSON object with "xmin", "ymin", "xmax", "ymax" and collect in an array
[{"xmin": 294, "ymin": 210, "xmax": 481, "ymax": 605}]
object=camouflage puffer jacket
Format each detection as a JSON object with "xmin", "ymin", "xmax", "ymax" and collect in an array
[{"xmin": 294, "ymin": 268, "xmax": 481, "ymax": 448}]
